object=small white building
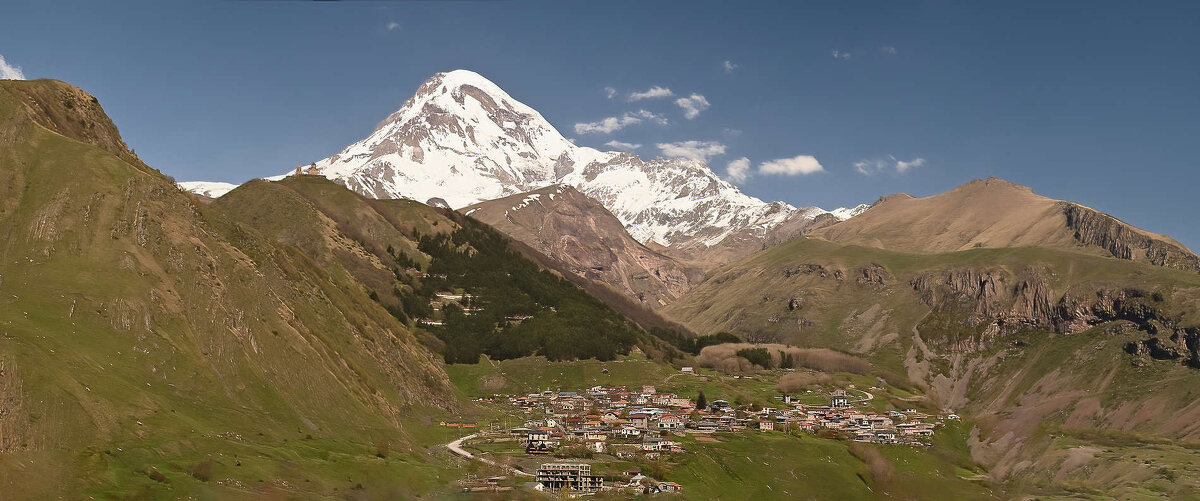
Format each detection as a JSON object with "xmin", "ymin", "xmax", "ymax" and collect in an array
[{"xmin": 657, "ymin": 414, "xmax": 685, "ymax": 431}]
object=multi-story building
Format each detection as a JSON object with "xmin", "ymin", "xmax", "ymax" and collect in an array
[{"xmin": 536, "ymin": 463, "xmax": 603, "ymax": 492}]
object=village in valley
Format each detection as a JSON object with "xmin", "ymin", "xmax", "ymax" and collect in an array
[{"xmin": 444, "ymin": 364, "xmax": 954, "ymax": 496}]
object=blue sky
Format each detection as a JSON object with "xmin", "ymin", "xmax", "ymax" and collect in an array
[{"xmin": 2, "ymin": 1, "xmax": 1198, "ymax": 249}]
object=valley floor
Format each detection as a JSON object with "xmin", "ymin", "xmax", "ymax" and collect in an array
[
  {"xmin": 21, "ymin": 352, "xmax": 1200, "ymax": 499},
  {"xmin": 435, "ymin": 355, "xmax": 995, "ymax": 500}
]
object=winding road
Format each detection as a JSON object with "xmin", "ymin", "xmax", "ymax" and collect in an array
[{"xmin": 445, "ymin": 433, "xmax": 534, "ymax": 477}]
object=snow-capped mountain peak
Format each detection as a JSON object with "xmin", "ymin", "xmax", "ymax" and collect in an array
[
  {"xmin": 828, "ymin": 203, "xmax": 871, "ymax": 221},
  {"xmin": 298, "ymin": 69, "xmax": 600, "ymax": 208},
  {"xmin": 261, "ymin": 69, "xmax": 858, "ymax": 250},
  {"xmin": 178, "ymin": 181, "xmax": 238, "ymax": 198}
]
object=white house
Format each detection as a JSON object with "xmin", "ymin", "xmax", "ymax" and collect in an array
[{"xmin": 657, "ymin": 414, "xmax": 684, "ymax": 431}]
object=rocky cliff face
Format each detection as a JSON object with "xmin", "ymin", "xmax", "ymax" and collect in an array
[
  {"xmin": 1062, "ymin": 203, "xmax": 1200, "ymax": 272},
  {"xmin": 910, "ymin": 267, "xmax": 1047, "ymax": 327},
  {"xmin": 462, "ymin": 185, "xmax": 697, "ymax": 307},
  {"xmin": 909, "ymin": 266, "xmax": 1200, "ymax": 365}
]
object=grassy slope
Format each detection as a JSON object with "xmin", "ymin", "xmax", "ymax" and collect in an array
[
  {"xmin": 673, "ymin": 432, "xmax": 993, "ymax": 501},
  {"xmin": 0, "ymin": 80, "xmax": 462, "ymax": 498},
  {"xmin": 214, "ymin": 176, "xmax": 456, "ymax": 335}
]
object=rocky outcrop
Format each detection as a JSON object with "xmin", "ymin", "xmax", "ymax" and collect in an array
[
  {"xmin": 1054, "ymin": 288, "xmax": 1162, "ymax": 333},
  {"xmin": 910, "ymin": 265, "xmax": 1200, "ymax": 365},
  {"xmin": 910, "ymin": 268, "xmax": 1009, "ymax": 323},
  {"xmin": 1062, "ymin": 203, "xmax": 1200, "ymax": 272},
  {"xmin": 1124, "ymin": 332, "xmax": 1197, "ymax": 364},
  {"xmin": 780, "ymin": 263, "xmax": 892, "ymax": 286},
  {"xmin": 856, "ymin": 264, "xmax": 892, "ymax": 287},
  {"xmin": 784, "ymin": 263, "xmax": 840, "ymax": 279},
  {"xmin": 4, "ymin": 80, "xmax": 132, "ymax": 160},
  {"xmin": 1009, "ymin": 268, "xmax": 1056, "ymax": 325}
]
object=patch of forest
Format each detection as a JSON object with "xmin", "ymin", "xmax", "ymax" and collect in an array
[{"xmin": 383, "ymin": 218, "xmax": 641, "ymax": 363}]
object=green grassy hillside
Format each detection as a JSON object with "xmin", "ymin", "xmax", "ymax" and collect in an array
[{"xmin": 0, "ymin": 80, "xmax": 461, "ymax": 498}]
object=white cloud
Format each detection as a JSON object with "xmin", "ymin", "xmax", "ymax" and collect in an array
[
  {"xmin": 574, "ymin": 109, "xmax": 667, "ymax": 135},
  {"xmin": 656, "ymin": 140, "xmax": 726, "ymax": 162},
  {"xmin": 831, "ymin": 49, "xmax": 851, "ymax": 60},
  {"xmin": 386, "ymin": 21, "xmax": 401, "ymax": 31},
  {"xmin": 723, "ymin": 60, "xmax": 738, "ymax": 73},
  {"xmin": 881, "ymin": 46, "xmax": 897, "ymax": 55},
  {"xmin": 722, "ymin": 128, "xmax": 743, "ymax": 137},
  {"xmin": 854, "ymin": 155, "xmax": 924, "ymax": 175},
  {"xmin": 853, "ymin": 159, "xmax": 885, "ymax": 175},
  {"xmin": 639, "ymin": 109, "xmax": 670, "ymax": 125},
  {"xmin": 895, "ymin": 157, "xmax": 925, "ymax": 173},
  {"xmin": 604, "ymin": 140, "xmax": 642, "ymax": 151},
  {"xmin": 760, "ymin": 155, "xmax": 825, "ymax": 176},
  {"xmin": 726, "ymin": 157, "xmax": 751, "ymax": 184},
  {"xmin": 674, "ymin": 93, "xmax": 710, "ymax": 119},
  {"xmin": 604, "ymin": 86, "xmax": 617, "ymax": 99},
  {"xmin": 628, "ymin": 86, "xmax": 674, "ymax": 101},
  {"xmin": 0, "ymin": 55, "xmax": 26, "ymax": 80},
  {"xmin": 575, "ymin": 117, "xmax": 630, "ymax": 134}
]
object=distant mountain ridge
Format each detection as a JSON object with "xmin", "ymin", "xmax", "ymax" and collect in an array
[
  {"xmin": 810, "ymin": 177, "xmax": 1199, "ymax": 272},
  {"xmin": 183, "ymin": 70, "xmax": 862, "ymax": 253}
]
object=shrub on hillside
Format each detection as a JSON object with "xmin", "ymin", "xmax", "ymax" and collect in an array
[
  {"xmin": 697, "ymin": 343, "xmax": 871, "ymax": 375},
  {"xmin": 849, "ymin": 442, "xmax": 895, "ymax": 488},
  {"xmin": 776, "ymin": 372, "xmax": 833, "ymax": 393},
  {"xmin": 650, "ymin": 329, "xmax": 742, "ymax": 355},
  {"xmin": 187, "ymin": 460, "xmax": 214, "ymax": 482}
]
